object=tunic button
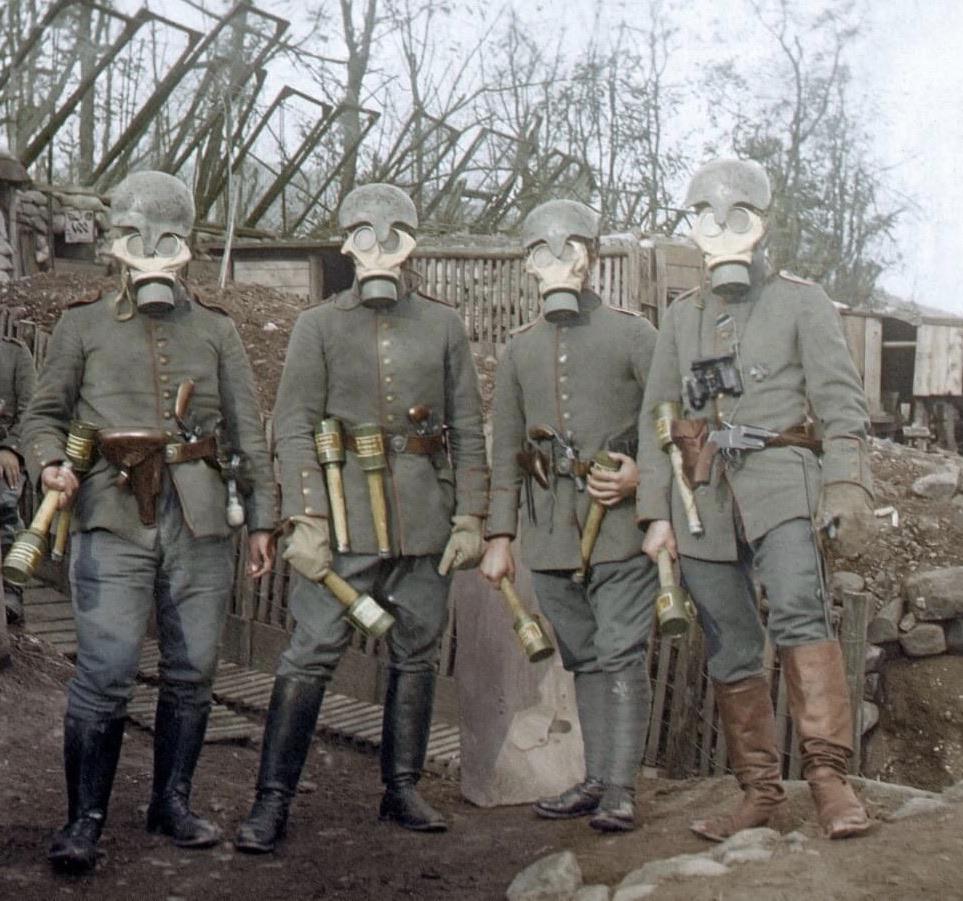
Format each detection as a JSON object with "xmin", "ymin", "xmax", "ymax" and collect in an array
[
  {"xmin": 561, "ymin": 393, "xmax": 570, "ymax": 401},
  {"xmin": 164, "ymin": 411, "xmax": 173, "ymax": 419},
  {"xmin": 381, "ymin": 339, "xmax": 390, "ymax": 348},
  {"xmin": 156, "ymin": 338, "xmax": 167, "ymax": 347},
  {"xmin": 559, "ymin": 375, "xmax": 567, "ymax": 383},
  {"xmin": 558, "ymin": 354, "xmax": 567, "ymax": 363},
  {"xmin": 163, "ymin": 390, "xmax": 172, "ymax": 399},
  {"xmin": 302, "ymin": 470, "xmax": 310, "ymax": 477},
  {"xmin": 159, "ymin": 355, "xmax": 169, "ymax": 365},
  {"xmin": 302, "ymin": 488, "xmax": 310, "ymax": 495},
  {"xmin": 563, "ymin": 412, "xmax": 571, "ymax": 420},
  {"xmin": 384, "ymin": 376, "xmax": 393, "ymax": 384},
  {"xmin": 305, "ymin": 506, "xmax": 315, "ymax": 515},
  {"xmin": 159, "ymin": 374, "xmax": 169, "ymax": 383},
  {"xmin": 386, "ymin": 414, "xmax": 396, "ymax": 423},
  {"xmin": 386, "ymin": 395, "xmax": 395, "ymax": 403},
  {"xmin": 383, "ymin": 358, "xmax": 392, "ymax": 366},
  {"xmin": 381, "ymin": 321, "xmax": 390, "ymax": 330}
]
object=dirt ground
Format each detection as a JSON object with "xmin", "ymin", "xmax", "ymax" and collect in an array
[{"xmin": 2, "ymin": 632, "xmax": 962, "ymax": 900}]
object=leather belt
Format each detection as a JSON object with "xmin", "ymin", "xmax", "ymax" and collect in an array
[
  {"xmin": 345, "ymin": 431, "xmax": 444, "ymax": 456},
  {"xmin": 764, "ymin": 424, "xmax": 821, "ymax": 452},
  {"xmin": 163, "ymin": 434, "xmax": 218, "ymax": 463}
]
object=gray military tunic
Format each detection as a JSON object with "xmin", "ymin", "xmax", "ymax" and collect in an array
[
  {"xmin": 636, "ymin": 263, "xmax": 872, "ymax": 682},
  {"xmin": 487, "ymin": 291, "xmax": 659, "ymax": 673},
  {"xmin": 21, "ymin": 286, "xmax": 275, "ymax": 718},
  {"xmin": 272, "ymin": 284, "xmax": 488, "ymax": 678}
]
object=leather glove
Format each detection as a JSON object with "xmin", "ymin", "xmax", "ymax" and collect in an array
[
  {"xmin": 816, "ymin": 482, "xmax": 876, "ymax": 558},
  {"xmin": 282, "ymin": 515, "xmax": 332, "ymax": 582},
  {"xmin": 438, "ymin": 515, "xmax": 485, "ymax": 575}
]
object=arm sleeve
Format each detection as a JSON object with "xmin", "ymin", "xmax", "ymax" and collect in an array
[
  {"xmin": 485, "ymin": 340, "xmax": 525, "ymax": 539},
  {"xmin": 272, "ymin": 312, "xmax": 329, "ymax": 522},
  {"xmin": 798, "ymin": 288, "xmax": 873, "ymax": 494},
  {"xmin": 636, "ymin": 303, "xmax": 680, "ymax": 525},
  {"xmin": 20, "ymin": 313, "xmax": 84, "ymax": 484},
  {"xmin": 0, "ymin": 345, "xmax": 36, "ymax": 459},
  {"xmin": 218, "ymin": 318, "xmax": 277, "ymax": 532},
  {"xmin": 444, "ymin": 312, "xmax": 489, "ymax": 519}
]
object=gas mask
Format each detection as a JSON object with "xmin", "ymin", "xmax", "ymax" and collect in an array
[
  {"xmin": 521, "ymin": 200, "xmax": 599, "ymax": 323},
  {"xmin": 685, "ymin": 158, "xmax": 771, "ymax": 297},
  {"xmin": 338, "ymin": 183, "xmax": 418, "ymax": 308},
  {"xmin": 525, "ymin": 239, "xmax": 590, "ymax": 323},
  {"xmin": 107, "ymin": 171, "xmax": 195, "ymax": 313}
]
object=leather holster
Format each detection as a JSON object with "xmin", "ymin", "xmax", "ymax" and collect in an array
[{"xmin": 670, "ymin": 418, "xmax": 709, "ymax": 487}]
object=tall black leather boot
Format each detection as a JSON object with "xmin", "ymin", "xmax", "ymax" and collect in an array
[
  {"xmin": 48, "ymin": 716, "xmax": 125, "ymax": 873},
  {"xmin": 234, "ymin": 675, "xmax": 326, "ymax": 854},
  {"xmin": 589, "ymin": 665, "xmax": 651, "ymax": 833},
  {"xmin": 378, "ymin": 669, "xmax": 447, "ymax": 832},
  {"xmin": 145, "ymin": 687, "xmax": 221, "ymax": 848}
]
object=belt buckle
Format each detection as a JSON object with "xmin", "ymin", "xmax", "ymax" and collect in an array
[
  {"xmin": 164, "ymin": 444, "xmax": 178, "ymax": 463},
  {"xmin": 556, "ymin": 455, "xmax": 572, "ymax": 476},
  {"xmin": 390, "ymin": 434, "xmax": 407, "ymax": 453}
]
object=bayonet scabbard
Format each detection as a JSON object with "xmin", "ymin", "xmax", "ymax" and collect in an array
[
  {"xmin": 350, "ymin": 423, "xmax": 391, "ymax": 558},
  {"xmin": 314, "ymin": 418, "xmax": 350, "ymax": 553}
]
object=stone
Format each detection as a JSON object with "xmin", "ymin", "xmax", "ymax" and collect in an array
[
  {"xmin": 506, "ymin": 851, "xmax": 582, "ymax": 901},
  {"xmin": 832, "ymin": 571, "xmax": 865, "ymax": 594},
  {"xmin": 904, "ymin": 568, "xmax": 963, "ymax": 621},
  {"xmin": 945, "ymin": 618, "xmax": 963, "ymax": 654},
  {"xmin": 618, "ymin": 854, "xmax": 727, "ymax": 888},
  {"xmin": 612, "ymin": 888, "xmax": 656, "ymax": 901},
  {"xmin": 887, "ymin": 797, "xmax": 951, "ymax": 821},
  {"xmin": 899, "ymin": 623, "xmax": 947, "ymax": 657},
  {"xmin": 863, "ymin": 673, "xmax": 881, "ymax": 700},
  {"xmin": 867, "ymin": 595, "xmax": 903, "ymax": 644},
  {"xmin": 861, "ymin": 700, "xmax": 879, "ymax": 733},
  {"xmin": 709, "ymin": 827, "xmax": 780, "ymax": 859},
  {"xmin": 720, "ymin": 847, "xmax": 773, "ymax": 865},
  {"xmin": 864, "ymin": 644, "xmax": 885, "ymax": 673},
  {"xmin": 942, "ymin": 780, "xmax": 963, "ymax": 802},
  {"xmin": 849, "ymin": 777, "xmax": 942, "ymax": 808},
  {"xmin": 911, "ymin": 470, "xmax": 958, "ymax": 500},
  {"xmin": 899, "ymin": 612, "xmax": 917, "ymax": 632},
  {"xmin": 575, "ymin": 888, "xmax": 610, "ymax": 901}
]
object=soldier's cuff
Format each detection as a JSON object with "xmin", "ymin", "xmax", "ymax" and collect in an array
[
  {"xmin": 27, "ymin": 441, "xmax": 66, "ymax": 486},
  {"xmin": 280, "ymin": 465, "xmax": 328, "ymax": 520},
  {"xmin": 455, "ymin": 466, "xmax": 490, "ymax": 519},
  {"xmin": 821, "ymin": 436, "xmax": 873, "ymax": 495},
  {"xmin": 485, "ymin": 488, "xmax": 519, "ymax": 539},
  {"xmin": 636, "ymin": 485, "xmax": 672, "ymax": 527}
]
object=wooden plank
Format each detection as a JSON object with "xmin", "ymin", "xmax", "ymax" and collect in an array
[
  {"xmin": 863, "ymin": 316, "xmax": 883, "ymax": 412},
  {"xmin": 839, "ymin": 312, "xmax": 868, "ymax": 378},
  {"xmin": 643, "ymin": 635, "xmax": 673, "ymax": 766},
  {"xmin": 840, "ymin": 591, "xmax": 870, "ymax": 774}
]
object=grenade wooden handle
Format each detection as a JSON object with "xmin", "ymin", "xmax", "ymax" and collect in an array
[
  {"xmin": 657, "ymin": 547, "xmax": 675, "ymax": 587},
  {"xmin": 51, "ymin": 509, "xmax": 71, "ymax": 561},
  {"xmin": 30, "ymin": 489, "xmax": 62, "ymax": 535},
  {"xmin": 325, "ymin": 465, "xmax": 351, "ymax": 553},
  {"xmin": 668, "ymin": 446, "xmax": 704, "ymax": 536},
  {"xmin": 366, "ymin": 471, "xmax": 391, "ymax": 558},
  {"xmin": 499, "ymin": 577, "xmax": 526, "ymax": 620},
  {"xmin": 321, "ymin": 570, "xmax": 358, "ymax": 608}
]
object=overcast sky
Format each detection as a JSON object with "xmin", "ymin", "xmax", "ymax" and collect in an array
[{"xmin": 119, "ymin": 0, "xmax": 962, "ymax": 312}]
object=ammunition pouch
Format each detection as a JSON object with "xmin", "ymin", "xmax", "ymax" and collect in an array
[
  {"xmin": 97, "ymin": 429, "xmax": 218, "ymax": 526},
  {"xmin": 345, "ymin": 431, "xmax": 445, "ymax": 456}
]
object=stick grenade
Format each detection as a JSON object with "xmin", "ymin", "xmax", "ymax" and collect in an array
[
  {"xmin": 4, "ymin": 420, "xmax": 97, "ymax": 584},
  {"xmin": 573, "ymin": 450, "xmax": 621, "ymax": 584},
  {"xmin": 499, "ymin": 577, "xmax": 555, "ymax": 663},
  {"xmin": 350, "ymin": 423, "xmax": 391, "ymax": 558},
  {"xmin": 654, "ymin": 401, "xmax": 704, "ymax": 536},
  {"xmin": 314, "ymin": 418, "xmax": 350, "ymax": 553},
  {"xmin": 322, "ymin": 569, "xmax": 395, "ymax": 638},
  {"xmin": 655, "ymin": 548, "xmax": 696, "ymax": 637}
]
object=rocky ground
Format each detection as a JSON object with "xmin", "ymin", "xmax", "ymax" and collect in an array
[{"xmin": 2, "ymin": 631, "xmax": 962, "ymax": 901}]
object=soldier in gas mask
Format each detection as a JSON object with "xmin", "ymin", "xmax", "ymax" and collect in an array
[
  {"xmin": 0, "ymin": 334, "xmax": 35, "ymax": 623},
  {"xmin": 21, "ymin": 170, "xmax": 276, "ymax": 873},
  {"xmin": 480, "ymin": 200, "xmax": 659, "ymax": 832},
  {"xmin": 234, "ymin": 183, "xmax": 488, "ymax": 852},
  {"xmin": 637, "ymin": 158, "xmax": 875, "ymax": 841}
]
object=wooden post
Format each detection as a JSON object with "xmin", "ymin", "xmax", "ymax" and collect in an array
[{"xmin": 839, "ymin": 590, "xmax": 871, "ymax": 774}]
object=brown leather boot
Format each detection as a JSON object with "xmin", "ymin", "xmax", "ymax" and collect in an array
[
  {"xmin": 690, "ymin": 674, "xmax": 785, "ymax": 841},
  {"xmin": 782, "ymin": 641, "xmax": 872, "ymax": 840}
]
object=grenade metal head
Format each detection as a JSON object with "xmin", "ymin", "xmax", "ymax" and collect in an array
[
  {"xmin": 513, "ymin": 613, "xmax": 555, "ymax": 663},
  {"xmin": 656, "ymin": 584, "xmax": 696, "ymax": 637},
  {"xmin": 346, "ymin": 592, "xmax": 395, "ymax": 638},
  {"xmin": 653, "ymin": 401, "xmax": 681, "ymax": 450},
  {"xmin": 2, "ymin": 528, "xmax": 48, "ymax": 588},
  {"xmin": 65, "ymin": 419, "xmax": 99, "ymax": 473},
  {"xmin": 314, "ymin": 418, "xmax": 346, "ymax": 465}
]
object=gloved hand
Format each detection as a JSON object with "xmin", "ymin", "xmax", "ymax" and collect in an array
[
  {"xmin": 282, "ymin": 515, "xmax": 333, "ymax": 582},
  {"xmin": 816, "ymin": 482, "xmax": 876, "ymax": 558},
  {"xmin": 438, "ymin": 515, "xmax": 485, "ymax": 575}
]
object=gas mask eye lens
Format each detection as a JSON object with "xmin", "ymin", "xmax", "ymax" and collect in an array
[
  {"xmin": 560, "ymin": 242, "xmax": 577, "ymax": 262},
  {"xmin": 531, "ymin": 244, "xmax": 555, "ymax": 268},
  {"xmin": 727, "ymin": 207, "xmax": 752, "ymax": 234},
  {"xmin": 352, "ymin": 225, "xmax": 377, "ymax": 252},
  {"xmin": 381, "ymin": 229, "xmax": 401, "ymax": 252},
  {"xmin": 155, "ymin": 234, "xmax": 181, "ymax": 257},
  {"xmin": 125, "ymin": 234, "xmax": 145, "ymax": 256},
  {"xmin": 697, "ymin": 209, "xmax": 722, "ymax": 238}
]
